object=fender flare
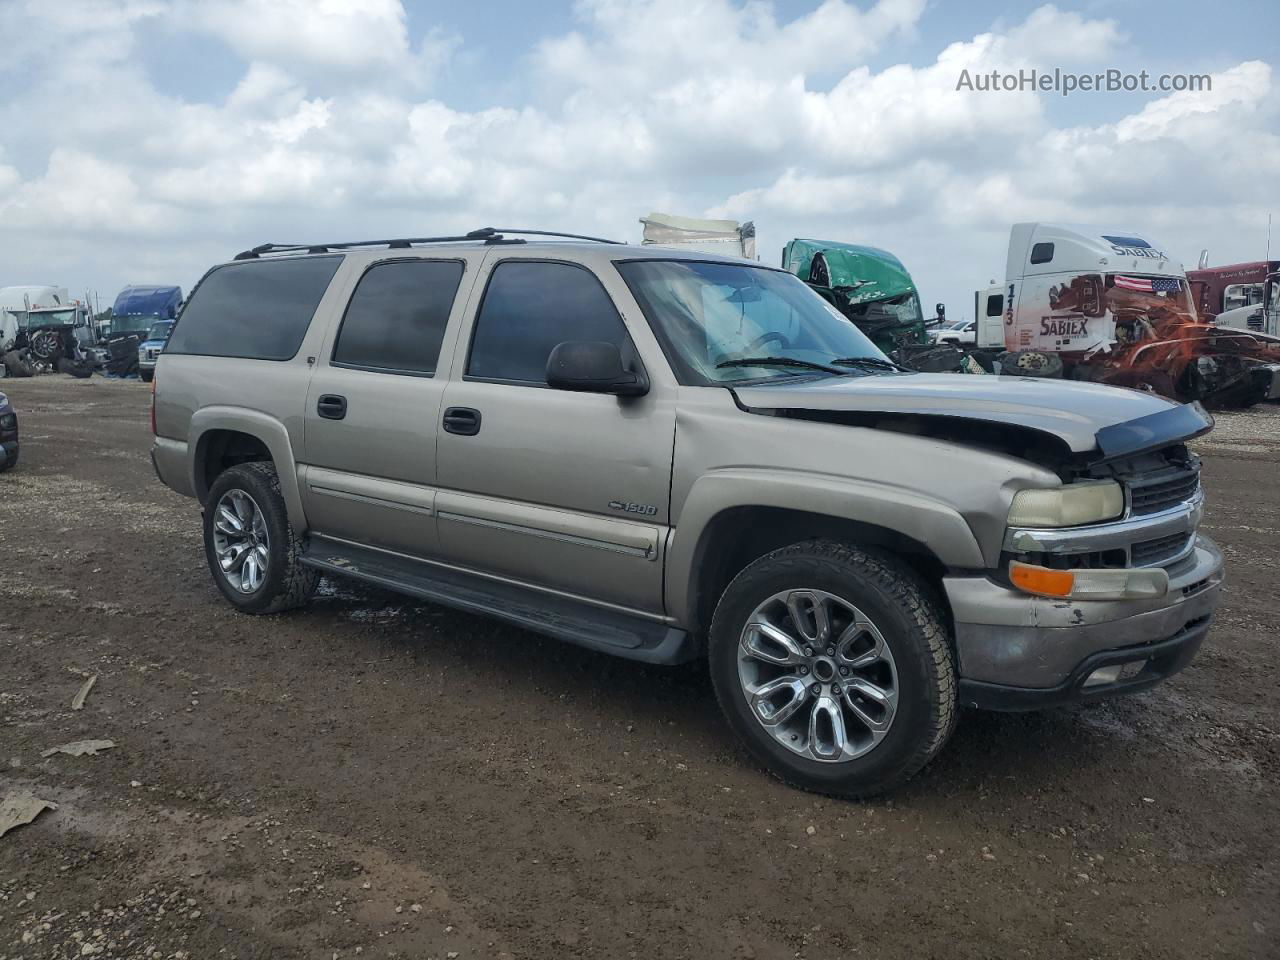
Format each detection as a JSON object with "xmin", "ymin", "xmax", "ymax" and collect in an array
[
  {"xmin": 665, "ymin": 468, "xmax": 986, "ymax": 628},
  {"xmin": 188, "ymin": 406, "xmax": 307, "ymax": 531}
]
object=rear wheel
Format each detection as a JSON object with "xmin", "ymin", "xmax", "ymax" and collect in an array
[
  {"xmin": 709, "ymin": 540, "xmax": 956, "ymax": 798},
  {"xmin": 202, "ymin": 462, "xmax": 317, "ymax": 614}
]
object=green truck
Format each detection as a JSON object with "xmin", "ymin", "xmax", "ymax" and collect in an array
[{"xmin": 782, "ymin": 239, "xmax": 928, "ymax": 356}]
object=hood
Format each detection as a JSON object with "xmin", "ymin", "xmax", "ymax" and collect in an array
[
  {"xmin": 731, "ymin": 373, "xmax": 1213, "ymax": 458},
  {"xmin": 784, "ymin": 239, "xmax": 916, "ymax": 304}
]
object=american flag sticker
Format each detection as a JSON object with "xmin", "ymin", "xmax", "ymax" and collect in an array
[{"xmin": 1114, "ymin": 275, "xmax": 1181, "ymax": 293}]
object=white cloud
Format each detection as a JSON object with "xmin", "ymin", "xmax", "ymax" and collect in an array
[{"xmin": 0, "ymin": 0, "xmax": 1274, "ymax": 319}]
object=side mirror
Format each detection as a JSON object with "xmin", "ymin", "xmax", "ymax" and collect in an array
[{"xmin": 546, "ymin": 340, "xmax": 648, "ymax": 397}]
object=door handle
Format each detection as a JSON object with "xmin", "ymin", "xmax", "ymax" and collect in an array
[
  {"xmin": 442, "ymin": 406, "xmax": 481, "ymax": 436},
  {"xmin": 317, "ymin": 394, "xmax": 347, "ymax": 420}
]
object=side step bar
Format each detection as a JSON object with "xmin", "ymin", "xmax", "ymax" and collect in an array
[{"xmin": 300, "ymin": 536, "xmax": 700, "ymax": 665}]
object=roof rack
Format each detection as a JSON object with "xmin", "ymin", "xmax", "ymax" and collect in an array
[{"xmin": 232, "ymin": 227, "xmax": 622, "ymax": 260}]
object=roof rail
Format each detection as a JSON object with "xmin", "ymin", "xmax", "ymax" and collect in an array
[{"xmin": 232, "ymin": 227, "xmax": 622, "ymax": 260}]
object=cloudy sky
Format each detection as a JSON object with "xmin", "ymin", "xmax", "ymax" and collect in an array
[{"xmin": 0, "ymin": 0, "xmax": 1276, "ymax": 320}]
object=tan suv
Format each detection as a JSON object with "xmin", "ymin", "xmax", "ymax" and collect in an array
[{"xmin": 151, "ymin": 228, "xmax": 1224, "ymax": 797}]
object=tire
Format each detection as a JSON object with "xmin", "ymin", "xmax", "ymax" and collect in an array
[
  {"xmin": 2, "ymin": 351, "xmax": 33, "ymax": 378},
  {"xmin": 202, "ymin": 462, "xmax": 317, "ymax": 614},
  {"xmin": 999, "ymin": 349, "xmax": 1064, "ymax": 378},
  {"xmin": 708, "ymin": 540, "xmax": 956, "ymax": 798},
  {"xmin": 140, "ymin": 369, "xmax": 153, "ymax": 382},
  {"xmin": 57, "ymin": 357, "xmax": 94, "ymax": 379}
]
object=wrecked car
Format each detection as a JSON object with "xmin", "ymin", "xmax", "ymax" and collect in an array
[
  {"xmin": 974, "ymin": 223, "xmax": 1280, "ymax": 406},
  {"xmin": 152, "ymin": 229, "xmax": 1222, "ymax": 798},
  {"xmin": 782, "ymin": 238, "xmax": 930, "ymax": 358}
]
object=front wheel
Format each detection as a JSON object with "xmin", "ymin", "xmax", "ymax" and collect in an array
[
  {"xmin": 708, "ymin": 540, "xmax": 956, "ymax": 798},
  {"xmin": 139, "ymin": 369, "xmax": 153, "ymax": 382},
  {"xmin": 202, "ymin": 462, "xmax": 317, "ymax": 614}
]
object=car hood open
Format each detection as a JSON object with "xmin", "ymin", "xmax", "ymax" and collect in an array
[{"xmin": 731, "ymin": 373, "xmax": 1213, "ymax": 458}]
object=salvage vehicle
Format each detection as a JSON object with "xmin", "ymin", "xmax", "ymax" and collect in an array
[
  {"xmin": 105, "ymin": 285, "xmax": 182, "ymax": 378},
  {"xmin": 137, "ymin": 319, "xmax": 174, "ymax": 382},
  {"xmin": 782, "ymin": 239, "xmax": 928, "ymax": 357},
  {"xmin": 151, "ymin": 228, "xmax": 1224, "ymax": 798},
  {"xmin": 1, "ymin": 285, "xmax": 69, "ymax": 353},
  {"xmin": 1187, "ymin": 259, "xmax": 1279, "ymax": 333},
  {"xmin": 974, "ymin": 223, "xmax": 1280, "ymax": 405},
  {"xmin": 0, "ymin": 391, "xmax": 18, "ymax": 472}
]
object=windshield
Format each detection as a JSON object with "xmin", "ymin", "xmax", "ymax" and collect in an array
[
  {"xmin": 27, "ymin": 308, "xmax": 78, "ymax": 327},
  {"xmin": 147, "ymin": 321, "xmax": 174, "ymax": 341},
  {"xmin": 109, "ymin": 313, "xmax": 166, "ymax": 334},
  {"xmin": 616, "ymin": 259, "xmax": 888, "ymax": 384}
]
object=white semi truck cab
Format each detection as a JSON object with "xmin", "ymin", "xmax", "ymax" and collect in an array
[{"xmin": 975, "ymin": 223, "xmax": 1190, "ymax": 356}]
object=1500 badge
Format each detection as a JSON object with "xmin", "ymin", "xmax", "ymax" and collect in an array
[{"xmin": 609, "ymin": 500, "xmax": 658, "ymax": 516}]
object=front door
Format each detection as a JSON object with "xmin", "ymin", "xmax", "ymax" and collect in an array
[
  {"xmin": 300, "ymin": 254, "xmax": 479, "ymax": 558},
  {"xmin": 434, "ymin": 257, "xmax": 675, "ymax": 615}
]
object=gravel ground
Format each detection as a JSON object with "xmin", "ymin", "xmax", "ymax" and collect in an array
[{"xmin": 1, "ymin": 376, "xmax": 1277, "ymax": 960}]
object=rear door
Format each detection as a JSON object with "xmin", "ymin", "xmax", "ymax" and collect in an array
[
  {"xmin": 433, "ymin": 256, "xmax": 676, "ymax": 615},
  {"xmin": 300, "ymin": 253, "xmax": 481, "ymax": 558}
]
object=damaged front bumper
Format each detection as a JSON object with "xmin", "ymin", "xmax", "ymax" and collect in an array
[{"xmin": 944, "ymin": 534, "xmax": 1224, "ymax": 710}]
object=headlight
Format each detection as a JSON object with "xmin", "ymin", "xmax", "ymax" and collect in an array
[{"xmin": 1007, "ymin": 480, "xmax": 1123, "ymax": 528}]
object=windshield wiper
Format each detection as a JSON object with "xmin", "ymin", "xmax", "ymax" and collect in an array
[
  {"xmin": 830, "ymin": 356, "xmax": 910, "ymax": 373},
  {"xmin": 716, "ymin": 356, "xmax": 847, "ymax": 375}
]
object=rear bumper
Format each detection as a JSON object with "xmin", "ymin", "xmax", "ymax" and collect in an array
[
  {"xmin": 151, "ymin": 437, "xmax": 193, "ymax": 496},
  {"xmin": 944, "ymin": 534, "xmax": 1224, "ymax": 705}
]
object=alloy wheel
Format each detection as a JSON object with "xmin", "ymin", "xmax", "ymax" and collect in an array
[
  {"xmin": 211, "ymin": 489, "xmax": 270, "ymax": 594},
  {"xmin": 737, "ymin": 589, "xmax": 899, "ymax": 762}
]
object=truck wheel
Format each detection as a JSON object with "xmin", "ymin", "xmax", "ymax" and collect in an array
[
  {"xmin": 202, "ymin": 462, "xmax": 317, "ymax": 614},
  {"xmin": 1000, "ymin": 350, "xmax": 1063, "ymax": 378},
  {"xmin": 140, "ymin": 369, "xmax": 153, "ymax": 383},
  {"xmin": 708, "ymin": 540, "xmax": 956, "ymax": 798}
]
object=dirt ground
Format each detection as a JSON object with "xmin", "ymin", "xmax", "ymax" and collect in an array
[{"xmin": 1, "ymin": 376, "xmax": 1277, "ymax": 960}]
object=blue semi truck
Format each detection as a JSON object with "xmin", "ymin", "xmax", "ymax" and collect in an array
[{"xmin": 107, "ymin": 285, "xmax": 182, "ymax": 381}]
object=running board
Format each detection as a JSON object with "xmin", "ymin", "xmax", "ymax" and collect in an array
[{"xmin": 300, "ymin": 536, "xmax": 699, "ymax": 665}]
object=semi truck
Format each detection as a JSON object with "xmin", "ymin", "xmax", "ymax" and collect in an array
[
  {"xmin": 781, "ymin": 238, "xmax": 929, "ymax": 357},
  {"xmin": 973, "ymin": 223, "xmax": 1280, "ymax": 406},
  {"xmin": 1, "ymin": 285, "xmax": 69, "ymax": 352},
  {"xmin": 1186, "ymin": 259, "xmax": 1280, "ymax": 334}
]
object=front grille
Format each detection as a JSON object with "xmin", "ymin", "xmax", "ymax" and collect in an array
[
  {"xmin": 1131, "ymin": 532, "xmax": 1192, "ymax": 567},
  {"xmin": 1128, "ymin": 465, "xmax": 1199, "ymax": 515}
]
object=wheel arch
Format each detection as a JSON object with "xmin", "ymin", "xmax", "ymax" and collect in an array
[
  {"xmin": 666, "ymin": 472, "xmax": 985, "ymax": 635},
  {"xmin": 189, "ymin": 407, "xmax": 307, "ymax": 531}
]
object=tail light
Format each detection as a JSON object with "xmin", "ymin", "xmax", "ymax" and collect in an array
[{"xmin": 150, "ymin": 371, "xmax": 157, "ymax": 435}]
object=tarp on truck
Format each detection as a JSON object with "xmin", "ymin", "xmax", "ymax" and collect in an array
[{"xmin": 640, "ymin": 212, "xmax": 756, "ymax": 259}]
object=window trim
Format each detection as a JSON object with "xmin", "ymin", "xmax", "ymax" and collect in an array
[
  {"xmin": 462, "ymin": 256, "xmax": 643, "ymax": 389},
  {"xmin": 1029, "ymin": 242, "xmax": 1054, "ymax": 265},
  {"xmin": 163, "ymin": 254, "xmax": 344, "ymax": 362},
  {"xmin": 327, "ymin": 256, "xmax": 467, "ymax": 379}
]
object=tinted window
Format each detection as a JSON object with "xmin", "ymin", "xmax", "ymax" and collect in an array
[
  {"xmin": 468, "ymin": 261, "xmax": 628, "ymax": 383},
  {"xmin": 333, "ymin": 260, "xmax": 463, "ymax": 375},
  {"xmin": 167, "ymin": 257, "xmax": 341, "ymax": 360},
  {"xmin": 985, "ymin": 294, "xmax": 1004, "ymax": 316},
  {"xmin": 1030, "ymin": 242, "xmax": 1054, "ymax": 264}
]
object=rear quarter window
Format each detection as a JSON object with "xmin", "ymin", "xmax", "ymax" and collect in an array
[{"xmin": 166, "ymin": 256, "xmax": 342, "ymax": 360}]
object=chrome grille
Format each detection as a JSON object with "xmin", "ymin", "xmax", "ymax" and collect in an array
[{"xmin": 1127, "ymin": 464, "xmax": 1199, "ymax": 516}]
